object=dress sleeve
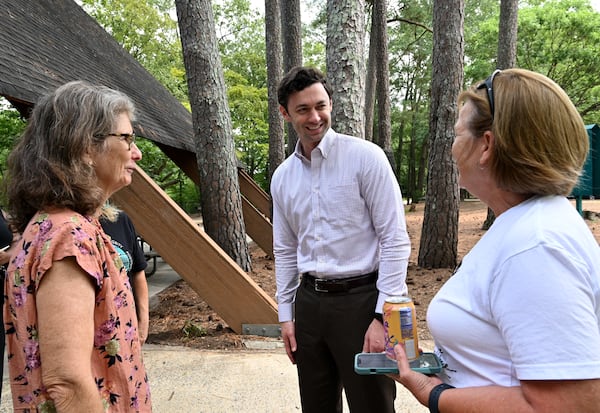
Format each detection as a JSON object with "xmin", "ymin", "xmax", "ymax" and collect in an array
[{"xmin": 34, "ymin": 217, "xmax": 109, "ymax": 291}]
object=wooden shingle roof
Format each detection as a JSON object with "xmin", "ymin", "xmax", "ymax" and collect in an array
[
  {"xmin": 0, "ymin": 0, "xmax": 194, "ymax": 153},
  {"xmin": 0, "ymin": 0, "xmax": 278, "ymax": 331},
  {"xmin": 0, "ymin": 0, "xmax": 273, "ymax": 257}
]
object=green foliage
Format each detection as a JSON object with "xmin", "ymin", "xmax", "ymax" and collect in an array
[
  {"xmin": 303, "ymin": 0, "xmax": 327, "ymax": 68},
  {"xmin": 80, "ymin": 0, "xmax": 199, "ymax": 210},
  {"xmin": 386, "ymin": 0, "xmax": 433, "ymax": 193},
  {"xmin": 5, "ymin": 0, "xmax": 600, "ymax": 209},
  {"xmin": 78, "ymin": 0, "xmax": 332, "ymax": 195},
  {"xmin": 518, "ymin": 0, "xmax": 600, "ymax": 122},
  {"xmin": 388, "ymin": 0, "xmax": 600, "ymax": 200},
  {"xmin": 225, "ymin": 70, "xmax": 269, "ymax": 189},
  {"xmin": 463, "ymin": 0, "xmax": 501, "ymax": 85},
  {"xmin": 182, "ymin": 320, "xmax": 208, "ymax": 337},
  {"xmin": 80, "ymin": 0, "xmax": 188, "ymax": 102},
  {"xmin": 463, "ymin": 0, "xmax": 600, "ymax": 123},
  {"xmin": 171, "ymin": 177, "xmax": 201, "ymax": 214},
  {"xmin": 0, "ymin": 107, "xmax": 25, "ymax": 180},
  {"xmin": 214, "ymin": 0, "xmax": 267, "ymax": 87},
  {"xmin": 135, "ymin": 137, "xmax": 200, "ymax": 213},
  {"xmin": 83, "ymin": 0, "xmax": 278, "ymax": 192},
  {"xmin": 213, "ymin": 0, "xmax": 271, "ymax": 189}
]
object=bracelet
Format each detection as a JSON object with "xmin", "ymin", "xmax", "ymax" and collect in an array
[
  {"xmin": 373, "ymin": 312, "xmax": 383, "ymax": 322},
  {"xmin": 428, "ymin": 383, "xmax": 454, "ymax": 413}
]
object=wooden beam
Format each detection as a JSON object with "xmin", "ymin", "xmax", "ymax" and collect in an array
[
  {"xmin": 238, "ymin": 168, "xmax": 271, "ymax": 219},
  {"xmin": 241, "ymin": 196, "xmax": 273, "ymax": 258},
  {"xmin": 156, "ymin": 145, "xmax": 273, "ymax": 256},
  {"xmin": 111, "ymin": 166, "xmax": 278, "ymax": 333}
]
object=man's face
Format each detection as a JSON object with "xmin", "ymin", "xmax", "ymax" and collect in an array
[{"xmin": 280, "ymin": 82, "xmax": 332, "ymax": 151}]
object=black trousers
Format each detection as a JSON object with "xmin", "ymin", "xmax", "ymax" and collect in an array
[{"xmin": 294, "ymin": 278, "xmax": 396, "ymax": 413}]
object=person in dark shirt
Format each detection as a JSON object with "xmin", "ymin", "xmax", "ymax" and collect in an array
[
  {"xmin": 0, "ymin": 211, "xmax": 14, "ymax": 403},
  {"xmin": 100, "ymin": 205, "xmax": 149, "ymax": 344}
]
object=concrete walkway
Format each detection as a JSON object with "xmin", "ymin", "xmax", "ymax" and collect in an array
[{"xmin": 0, "ymin": 258, "xmax": 430, "ymax": 412}]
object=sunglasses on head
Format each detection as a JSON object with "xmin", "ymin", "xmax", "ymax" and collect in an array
[{"xmin": 476, "ymin": 69, "xmax": 502, "ymax": 121}]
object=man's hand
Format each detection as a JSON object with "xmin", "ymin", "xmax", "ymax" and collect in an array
[
  {"xmin": 280, "ymin": 321, "xmax": 297, "ymax": 364},
  {"xmin": 362, "ymin": 317, "xmax": 386, "ymax": 353}
]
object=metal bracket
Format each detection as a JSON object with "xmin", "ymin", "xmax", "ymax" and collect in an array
[{"xmin": 242, "ymin": 324, "xmax": 281, "ymax": 337}]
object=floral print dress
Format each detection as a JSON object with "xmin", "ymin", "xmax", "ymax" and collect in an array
[{"xmin": 4, "ymin": 210, "xmax": 151, "ymax": 412}]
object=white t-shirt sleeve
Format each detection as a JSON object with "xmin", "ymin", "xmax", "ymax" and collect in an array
[{"xmin": 491, "ymin": 244, "xmax": 600, "ymax": 380}]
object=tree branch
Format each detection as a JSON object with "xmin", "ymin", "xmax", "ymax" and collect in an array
[{"xmin": 388, "ymin": 16, "xmax": 433, "ymax": 34}]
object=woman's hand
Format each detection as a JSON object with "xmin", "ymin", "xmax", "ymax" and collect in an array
[{"xmin": 388, "ymin": 343, "xmax": 443, "ymax": 406}]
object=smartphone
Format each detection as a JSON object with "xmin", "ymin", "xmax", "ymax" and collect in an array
[{"xmin": 354, "ymin": 352, "xmax": 442, "ymax": 375}]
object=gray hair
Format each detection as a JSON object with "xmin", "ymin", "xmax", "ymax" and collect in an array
[{"xmin": 6, "ymin": 80, "xmax": 136, "ymax": 232}]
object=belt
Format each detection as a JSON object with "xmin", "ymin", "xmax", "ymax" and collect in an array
[{"xmin": 302, "ymin": 271, "xmax": 378, "ymax": 293}]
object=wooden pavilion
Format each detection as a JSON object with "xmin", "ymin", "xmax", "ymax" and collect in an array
[{"xmin": 0, "ymin": 0, "xmax": 277, "ymax": 333}]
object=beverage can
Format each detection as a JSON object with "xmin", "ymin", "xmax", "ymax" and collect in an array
[{"xmin": 383, "ymin": 296, "xmax": 419, "ymax": 360}]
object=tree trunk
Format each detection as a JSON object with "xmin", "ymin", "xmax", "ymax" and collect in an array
[
  {"xmin": 175, "ymin": 0, "xmax": 250, "ymax": 271},
  {"xmin": 326, "ymin": 0, "xmax": 366, "ymax": 138},
  {"xmin": 407, "ymin": 107, "xmax": 418, "ymax": 204},
  {"xmin": 498, "ymin": 0, "xmax": 518, "ymax": 69},
  {"xmin": 482, "ymin": 0, "xmax": 518, "ymax": 230},
  {"xmin": 265, "ymin": 0, "xmax": 285, "ymax": 191},
  {"xmin": 281, "ymin": 0, "xmax": 302, "ymax": 155},
  {"xmin": 418, "ymin": 0, "xmax": 464, "ymax": 269},
  {"xmin": 417, "ymin": 133, "xmax": 428, "ymax": 202},
  {"xmin": 373, "ymin": 0, "xmax": 395, "ymax": 170},
  {"xmin": 364, "ymin": 22, "xmax": 377, "ymax": 143},
  {"xmin": 401, "ymin": 74, "xmax": 416, "ymax": 204}
]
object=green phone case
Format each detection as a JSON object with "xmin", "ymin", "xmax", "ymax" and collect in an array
[{"xmin": 354, "ymin": 352, "xmax": 442, "ymax": 375}]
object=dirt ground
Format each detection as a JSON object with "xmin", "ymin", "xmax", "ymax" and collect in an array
[{"xmin": 147, "ymin": 199, "xmax": 600, "ymax": 349}]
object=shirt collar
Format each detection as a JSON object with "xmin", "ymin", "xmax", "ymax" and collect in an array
[{"xmin": 293, "ymin": 128, "xmax": 336, "ymax": 161}]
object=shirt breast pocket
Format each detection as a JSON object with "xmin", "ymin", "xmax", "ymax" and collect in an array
[{"xmin": 327, "ymin": 182, "xmax": 364, "ymax": 226}]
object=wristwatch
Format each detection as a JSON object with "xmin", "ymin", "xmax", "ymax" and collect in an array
[{"xmin": 428, "ymin": 383, "xmax": 454, "ymax": 413}]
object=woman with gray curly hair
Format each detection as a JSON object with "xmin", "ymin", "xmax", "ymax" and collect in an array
[{"xmin": 4, "ymin": 80, "xmax": 150, "ymax": 412}]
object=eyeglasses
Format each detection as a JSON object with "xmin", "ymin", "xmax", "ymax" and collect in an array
[
  {"xmin": 97, "ymin": 132, "xmax": 137, "ymax": 150},
  {"xmin": 476, "ymin": 69, "xmax": 502, "ymax": 121}
]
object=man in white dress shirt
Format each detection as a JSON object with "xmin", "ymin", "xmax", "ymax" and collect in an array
[{"xmin": 271, "ymin": 66, "xmax": 411, "ymax": 412}]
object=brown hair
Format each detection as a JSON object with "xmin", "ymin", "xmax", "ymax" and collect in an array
[{"xmin": 277, "ymin": 66, "xmax": 332, "ymax": 111}]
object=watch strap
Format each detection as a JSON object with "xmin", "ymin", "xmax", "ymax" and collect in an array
[{"xmin": 428, "ymin": 383, "xmax": 454, "ymax": 413}]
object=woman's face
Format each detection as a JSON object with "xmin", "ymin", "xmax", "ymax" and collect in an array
[
  {"xmin": 92, "ymin": 113, "xmax": 142, "ymax": 198},
  {"xmin": 452, "ymin": 101, "xmax": 487, "ymax": 194}
]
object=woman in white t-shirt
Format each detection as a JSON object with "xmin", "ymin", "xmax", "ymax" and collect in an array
[{"xmin": 391, "ymin": 68, "xmax": 600, "ymax": 412}]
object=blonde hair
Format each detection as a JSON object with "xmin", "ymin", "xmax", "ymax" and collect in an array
[
  {"xmin": 100, "ymin": 202, "xmax": 121, "ymax": 222},
  {"xmin": 459, "ymin": 68, "xmax": 588, "ymax": 196}
]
